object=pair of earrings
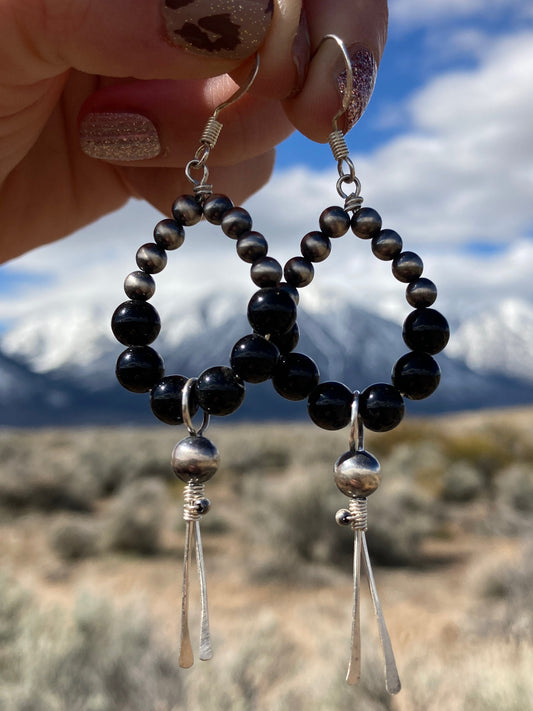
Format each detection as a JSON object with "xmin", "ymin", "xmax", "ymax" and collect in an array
[{"xmin": 111, "ymin": 35, "xmax": 449, "ymax": 695}]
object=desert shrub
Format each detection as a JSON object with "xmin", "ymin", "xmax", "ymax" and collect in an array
[
  {"xmin": 0, "ymin": 577, "xmax": 184, "ymax": 711},
  {"xmin": 49, "ymin": 516, "xmax": 100, "ymax": 561},
  {"xmin": 440, "ymin": 432, "xmax": 508, "ymax": 495},
  {"xmin": 440, "ymin": 461, "xmax": 484, "ymax": 503},
  {"xmin": 102, "ymin": 479, "xmax": 166, "ymax": 555},
  {"xmin": 495, "ymin": 464, "xmax": 533, "ymax": 513}
]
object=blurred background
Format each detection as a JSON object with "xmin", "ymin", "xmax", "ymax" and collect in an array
[{"xmin": 1, "ymin": 2, "xmax": 533, "ymax": 710}]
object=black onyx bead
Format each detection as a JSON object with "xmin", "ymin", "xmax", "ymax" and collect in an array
[
  {"xmin": 284, "ymin": 257, "xmax": 314, "ymax": 288},
  {"xmin": 406, "ymin": 278, "xmax": 437, "ymax": 308},
  {"xmin": 351, "ymin": 207, "xmax": 382, "ymax": 239},
  {"xmin": 403, "ymin": 308, "xmax": 450, "ymax": 354},
  {"xmin": 171, "ymin": 195, "xmax": 202, "ymax": 226},
  {"xmin": 251, "ymin": 257, "xmax": 282, "ymax": 287},
  {"xmin": 319, "ymin": 206, "xmax": 350, "ymax": 238},
  {"xmin": 247, "ymin": 287, "xmax": 297, "ymax": 336},
  {"xmin": 236, "ymin": 232, "xmax": 268, "ymax": 263},
  {"xmin": 116, "ymin": 346, "xmax": 164, "ymax": 393},
  {"xmin": 203, "ymin": 194, "xmax": 234, "ymax": 225},
  {"xmin": 195, "ymin": 366, "xmax": 245, "ymax": 416},
  {"xmin": 221, "ymin": 207, "xmax": 252, "ymax": 239},
  {"xmin": 278, "ymin": 282, "xmax": 299, "ymax": 305},
  {"xmin": 372, "ymin": 229, "xmax": 403, "ymax": 261},
  {"xmin": 359, "ymin": 383, "xmax": 405, "ymax": 432},
  {"xmin": 307, "ymin": 381, "xmax": 353, "ymax": 430},
  {"xmin": 124, "ymin": 271, "xmax": 155, "ymax": 301},
  {"xmin": 136, "ymin": 243, "xmax": 167, "ymax": 274},
  {"xmin": 111, "ymin": 300, "xmax": 161, "ymax": 346},
  {"xmin": 230, "ymin": 334, "xmax": 280, "ymax": 383},
  {"xmin": 268, "ymin": 322, "xmax": 299, "ymax": 354},
  {"xmin": 300, "ymin": 231, "xmax": 331, "ymax": 262},
  {"xmin": 392, "ymin": 251, "xmax": 424, "ymax": 283},
  {"xmin": 150, "ymin": 375, "xmax": 199, "ymax": 425},
  {"xmin": 273, "ymin": 353, "xmax": 320, "ymax": 401},
  {"xmin": 153, "ymin": 219, "xmax": 184, "ymax": 251},
  {"xmin": 392, "ymin": 352, "xmax": 441, "ymax": 400}
]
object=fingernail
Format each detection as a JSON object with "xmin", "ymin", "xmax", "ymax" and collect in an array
[
  {"xmin": 161, "ymin": 0, "xmax": 274, "ymax": 60},
  {"xmin": 287, "ymin": 10, "xmax": 310, "ymax": 99},
  {"xmin": 79, "ymin": 113, "xmax": 161, "ymax": 161},
  {"xmin": 336, "ymin": 46, "xmax": 377, "ymax": 132}
]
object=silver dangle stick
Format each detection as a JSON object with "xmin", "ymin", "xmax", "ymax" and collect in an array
[
  {"xmin": 334, "ymin": 393, "xmax": 401, "ymax": 694},
  {"xmin": 362, "ymin": 534, "xmax": 401, "ymax": 694},
  {"xmin": 172, "ymin": 379, "xmax": 220, "ymax": 668}
]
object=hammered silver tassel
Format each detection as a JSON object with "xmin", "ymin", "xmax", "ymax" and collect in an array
[
  {"xmin": 172, "ymin": 378, "xmax": 219, "ymax": 668},
  {"xmin": 334, "ymin": 393, "xmax": 401, "ymax": 694}
]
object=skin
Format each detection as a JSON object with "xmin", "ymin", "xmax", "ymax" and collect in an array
[{"xmin": 0, "ymin": 0, "xmax": 388, "ymax": 263}]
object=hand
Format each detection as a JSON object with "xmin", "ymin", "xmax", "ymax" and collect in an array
[{"xmin": 0, "ymin": 0, "xmax": 387, "ymax": 263}]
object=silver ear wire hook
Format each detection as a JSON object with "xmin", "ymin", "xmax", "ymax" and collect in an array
[
  {"xmin": 185, "ymin": 55, "xmax": 260, "ymax": 198},
  {"xmin": 316, "ymin": 34, "xmax": 354, "ymax": 133}
]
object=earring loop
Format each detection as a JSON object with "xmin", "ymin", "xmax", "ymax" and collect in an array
[{"xmin": 316, "ymin": 34, "xmax": 354, "ymax": 132}]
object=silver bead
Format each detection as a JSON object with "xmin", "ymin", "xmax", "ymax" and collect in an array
[
  {"xmin": 250, "ymin": 256, "xmax": 282, "ymax": 287},
  {"xmin": 334, "ymin": 449, "xmax": 381, "ymax": 498},
  {"xmin": 319, "ymin": 206, "xmax": 350, "ymax": 238},
  {"xmin": 221, "ymin": 207, "xmax": 252, "ymax": 239},
  {"xmin": 335, "ymin": 508, "xmax": 353, "ymax": 526},
  {"xmin": 284, "ymin": 257, "xmax": 314, "ymax": 288},
  {"xmin": 172, "ymin": 436, "xmax": 220, "ymax": 483},
  {"xmin": 406, "ymin": 277, "xmax": 437, "ymax": 307},
  {"xmin": 154, "ymin": 218, "xmax": 185, "ymax": 250},
  {"xmin": 236, "ymin": 232, "xmax": 268, "ymax": 263},
  {"xmin": 203, "ymin": 194, "xmax": 233, "ymax": 225},
  {"xmin": 392, "ymin": 251, "xmax": 424, "ymax": 283},
  {"xmin": 124, "ymin": 271, "xmax": 156, "ymax": 300},
  {"xmin": 194, "ymin": 497, "xmax": 211, "ymax": 515},
  {"xmin": 172, "ymin": 195, "xmax": 202, "ymax": 226},
  {"xmin": 136, "ymin": 243, "xmax": 168, "ymax": 274},
  {"xmin": 351, "ymin": 207, "xmax": 382, "ymax": 239},
  {"xmin": 300, "ymin": 231, "xmax": 331, "ymax": 262},
  {"xmin": 371, "ymin": 229, "xmax": 403, "ymax": 261}
]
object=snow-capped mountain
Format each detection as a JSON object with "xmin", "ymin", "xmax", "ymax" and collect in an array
[{"xmin": 1, "ymin": 290, "xmax": 533, "ymax": 426}]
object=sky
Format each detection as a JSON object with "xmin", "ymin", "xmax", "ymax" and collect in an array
[{"xmin": 1, "ymin": 0, "xmax": 533, "ymax": 346}]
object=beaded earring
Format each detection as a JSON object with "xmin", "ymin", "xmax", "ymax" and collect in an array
[{"xmin": 111, "ymin": 36, "xmax": 449, "ymax": 693}]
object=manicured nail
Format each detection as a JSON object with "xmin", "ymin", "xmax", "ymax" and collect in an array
[
  {"xmin": 79, "ymin": 113, "xmax": 161, "ymax": 161},
  {"xmin": 336, "ymin": 46, "xmax": 377, "ymax": 132},
  {"xmin": 287, "ymin": 10, "xmax": 310, "ymax": 99},
  {"xmin": 161, "ymin": 0, "xmax": 274, "ymax": 60}
]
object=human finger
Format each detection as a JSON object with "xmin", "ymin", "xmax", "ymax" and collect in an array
[{"xmin": 282, "ymin": 0, "xmax": 388, "ymax": 142}]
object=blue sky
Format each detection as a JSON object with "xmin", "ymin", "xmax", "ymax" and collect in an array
[{"xmin": 1, "ymin": 0, "xmax": 533, "ymax": 371}]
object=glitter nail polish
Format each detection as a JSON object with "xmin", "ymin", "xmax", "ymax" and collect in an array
[
  {"xmin": 161, "ymin": 0, "xmax": 274, "ymax": 60},
  {"xmin": 79, "ymin": 113, "xmax": 161, "ymax": 161},
  {"xmin": 336, "ymin": 46, "xmax": 377, "ymax": 132}
]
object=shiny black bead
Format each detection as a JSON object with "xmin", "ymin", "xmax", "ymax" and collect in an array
[
  {"xmin": 171, "ymin": 195, "xmax": 202, "ymax": 226},
  {"xmin": 392, "ymin": 251, "xmax": 424, "ymax": 283},
  {"xmin": 236, "ymin": 231, "xmax": 268, "ymax": 263},
  {"xmin": 392, "ymin": 352, "xmax": 441, "ymax": 400},
  {"xmin": 251, "ymin": 257, "xmax": 282, "ymax": 287},
  {"xmin": 307, "ymin": 381, "xmax": 353, "ymax": 430},
  {"xmin": 319, "ymin": 206, "xmax": 350, "ymax": 238},
  {"xmin": 124, "ymin": 271, "xmax": 155, "ymax": 301},
  {"xmin": 359, "ymin": 383, "xmax": 405, "ymax": 432},
  {"xmin": 351, "ymin": 207, "xmax": 382, "ymax": 239},
  {"xmin": 111, "ymin": 300, "xmax": 161, "ymax": 346},
  {"xmin": 153, "ymin": 219, "xmax": 185, "ymax": 250},
  {"xmin": 406, "ymin": 278, "xmax": 437, "ymax": 308},
  {"xmin": 278, "ymin": 282, "xmax": 299, "ymax": 305},
  {"xmin": 195, "ymin": 366, "xmax": 245, "ymax": 416},
  {"xmin": 136, "ymin": 243, "xmax": 167, "ymax": 274},
  {"xmin": 230, "ymin": 334, "xmax": 280, "ymax": 383},
  {"xmin": 150, "ymin": 375, "xmax": 199, "ymax": 425},
  {"xmin": 116, "ymin": 346, "xmax": 164, "ymax": 393},
  {"xmin": 372, "ymin": 229, "xmax": 403, "ymax": 261},
  {"xmin": 300, "ymin": 231, "xmax": 331, "ymax": 262},
  {"xmin": 273, "ymin": 353, "xmax": 320, "ymax": 401},
  {"xmin": 284, "ymin": 257, "xmax": 314, "ymax": 288},
  {"xmin": 247, "ymin": 287, "xmax": 297, "ymax": 336},
  {"xmin": 203, "ymin": 194, "xmax": 234, "ymax": 225},
  {"xmin": 268, "ymin": 322, "xmax": 299, "ymax": 354},
  {"xmin": 403, "ymin": 308, "xmax": 450, "ymax": 354},
  {"xmin": 221, "ymin": 207, "xmax": 252, "ymax": 239}
]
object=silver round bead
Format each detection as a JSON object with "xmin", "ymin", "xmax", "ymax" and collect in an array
[
  {"xmin": 284, "ymin": 257, "xmax": 314, "ymax": 288},
  {"xmin": 194, "ymin": 497, "xmax": 211, "ymax": 515},
  {"xmin": 319, "ymin": 206, "xmax": 350, "ymax": 238},
  {"xmin": 371, "ymin": 229, "xmax": 403, "ymax": 261},
  {"xmin": 334, "ymin": 449, "xmax": 381, "ymax": 498},
  {"xmin": 251, "ymin": 257, "xmax": 282, "ymax": 287},
  {"xmin": 203, "ymin": 194, "xmax": 233, "ymax": 225},
  {"xmin": 171, "ymin": 195, "xmax": 202, "ymax": 226},
  {"xmin": 406, "ymin": 277, "xmax": 437, "ymax": 307},
  {"xmin": 124, "ymin": 271, "xmax": 156, "ymax": 300},
  {"xmin": 171, "ymin": 436, "xmax": 220, "ymax": 483},
  {"xmin": 351, "ymin": 207, "xmax": 382, "ymax": 239},
  {"xmin": 236, "ymin": 232, "xmax": 268, "ymax": 263},
  {"xmin": 136, "ymin": 243, "xmax": 168, "ymax": 274},
  {"xmin": 154, "ymin": 219, "xmax": 185, "ymax": 250},
  {"xmin": 300, "ymin": 231, "xmax": 331, "ymax": 262},
  {"xmin": 392, "ymin": 251, "xmax": 424, "ymax": 283},
  {"xmin": 335, "ymin": 508, "xmax": 353, "ymax": 526},
  {"xmin": 221, "ymin": 207, "xmax": 252, "ymax": 239}
]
